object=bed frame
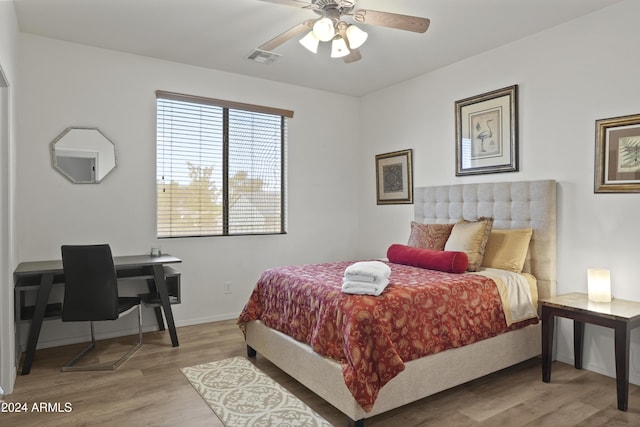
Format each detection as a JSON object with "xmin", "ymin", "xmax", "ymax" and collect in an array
[{"xmin": 245, "ymin": 179, "xmax": 557, "ymax": 426}]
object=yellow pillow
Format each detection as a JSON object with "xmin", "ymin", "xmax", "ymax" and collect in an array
[
  {"xmin": 481, "ymin": 228, "xmax": 533, "ymax": 273},
  {"xmin": 444, "ymin": 218, "xmax": 493, "ymax": 272}
]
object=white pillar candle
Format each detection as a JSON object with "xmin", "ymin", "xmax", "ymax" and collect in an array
[{"xmin": 587, "ymin": 268, "xmax": 611, "ymax": 303}]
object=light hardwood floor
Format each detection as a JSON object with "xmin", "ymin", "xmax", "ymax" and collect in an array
[{"xmin": 3, "ymin": 320, "xmax": 640, "ymax": 426}]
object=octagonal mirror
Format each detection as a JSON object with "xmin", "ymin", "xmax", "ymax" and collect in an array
[{"xmin": 51, "ymin": 127, "xmax": 116, "ymax": 183}]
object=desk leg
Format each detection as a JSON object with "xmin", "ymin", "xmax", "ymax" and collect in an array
[
  {"xmin": 145, "ymin": 279, "xmax": 165, "ymax": 331},
  {"xmin": 574, "ymin": 320, "xmax": 585, "ymax": 369},
  {"xmin": 14, "ymin": 288, "xmax": 23, "ymax": 368},
  {"xmin": 541, "ymin": 305, "xmax": 554, "ymax": 383},
  {"xmin": 21, "ymin": 273, "xmax": 54, "ymax": 375},
  {"xmin": 614, "ymin": 322, "xmax": 630, "ymax": 411},
  {"xmin": 152, "ymin": 265, "xmax": 179, "ymax": 347}
]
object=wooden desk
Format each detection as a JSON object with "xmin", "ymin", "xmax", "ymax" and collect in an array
[
  {"xmin": 540, "ymin": 292, "xmax": 640, "ymax": 411},
  {"xmin": 14, "ymin": 254, "xmax": 182, "ymax": 375}
]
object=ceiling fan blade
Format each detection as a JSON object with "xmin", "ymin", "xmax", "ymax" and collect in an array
[
  {"xmin": 256, "ymin": 0, "xmax": 317, "ymax": 10},
  {"xmin": 343, "ymin": 48, "xmax": 362, "ymax": 63},
  {"xmin": 258, "ymin": 20, "xmax": 314, "ymax": 51},
  {"xmin": 352, "ymin": 9, "xmax": 430, "ymax": 33}
]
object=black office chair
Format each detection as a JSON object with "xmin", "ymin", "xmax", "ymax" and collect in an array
[{"xmin": 61, "ymin": 244, "xmax": 143, "ymax": 371}]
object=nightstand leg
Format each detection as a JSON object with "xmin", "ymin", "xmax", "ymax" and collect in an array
[
  {"xmin": 541, "ymin": 306, "xmax": 554, "ymax": 382},
  {"xmin": 574, "ymin": 320, "xmax": 585, "ymax": 369},
  {"xmin": 614, "ymin": 323, "xmax": 630, "ymax": 411}
]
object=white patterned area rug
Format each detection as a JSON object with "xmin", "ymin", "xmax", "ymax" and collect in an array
[{"xmin": 181, "ymin": 356, "xmax": 333, "ymax": 427}]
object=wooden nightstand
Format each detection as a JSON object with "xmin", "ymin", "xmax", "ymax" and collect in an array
[{"xmin": 539, "ymin": 292, "xmax": 640, "ymax": 411}]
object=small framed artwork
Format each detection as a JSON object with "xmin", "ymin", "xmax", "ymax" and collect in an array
[
  {"xmin": 455, "ymin": 85, "xmax": 518, "ymax": 176},
  {"xmin": 595, "ymin": 113, "xmax": 640, "ymax": 193},
  {"xmin": 375, "ymin": 149, "xmax": 413, "ymax": 205}
]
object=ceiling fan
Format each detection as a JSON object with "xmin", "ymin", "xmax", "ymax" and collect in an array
[{"xmin": 256, "ymin": 0, "xmax": 430, "ymax": 63}]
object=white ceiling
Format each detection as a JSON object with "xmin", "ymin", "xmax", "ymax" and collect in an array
[{"xmin": 13, "ymin": 0, "xmax": 623, "ymax": 96}]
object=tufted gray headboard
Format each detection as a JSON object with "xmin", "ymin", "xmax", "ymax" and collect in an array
[{"xmin": 413, "ymin": 179, "xmax": 557, "ymax": 299}]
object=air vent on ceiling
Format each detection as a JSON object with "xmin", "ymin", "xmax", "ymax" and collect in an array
[{"xmin": 246, "ymin": 49, "xmax": 281, "ymax": 64}]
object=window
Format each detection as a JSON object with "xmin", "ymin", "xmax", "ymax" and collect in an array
[{"xmin": 156, "ymin": 91, "xmax": 292, "ymax": 238}]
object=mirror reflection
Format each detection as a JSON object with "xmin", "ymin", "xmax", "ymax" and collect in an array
[{"xmin": 51, "ymin": 127, "xmax": 116, "ymax": 183}]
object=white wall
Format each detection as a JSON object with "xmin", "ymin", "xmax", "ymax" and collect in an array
[
  {"xmin": 358, "ymin": 0, "xmax": 640, "ymax": 383},
  {"xmin": 16, "ymin": 34, "xmax": 361, "ymax": 348},
  {"xmin": 0, "ymin": 1, "xmax": 19, "ymax": 395}
]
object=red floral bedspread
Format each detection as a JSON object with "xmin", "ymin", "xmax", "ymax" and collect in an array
[{"xmin": 237, "ymin": 261, "xmax": 537, "ymax": 412}]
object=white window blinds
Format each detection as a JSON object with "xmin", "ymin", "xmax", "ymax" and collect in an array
[{"xmin": 156, "ymin": 91, "xmax": 291, "ymax": 238}]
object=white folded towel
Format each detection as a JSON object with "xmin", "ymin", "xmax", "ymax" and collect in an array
[
  {"xmin": 341, "ymin": 278, "xmax": 390, "ymax": 296},
  {"xmin": 344, "ymin": 261, "xmax": 391, "ymax": 283},
  {"xmin": 342, "ymin": 261, "xmax": 391, "ymax": 295},
  {"xmin": 343, "ymin": 273, "xmax": 377, "ymax": 283}
]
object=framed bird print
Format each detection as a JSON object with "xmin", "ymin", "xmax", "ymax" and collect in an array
[
  {"xmin": 455, "ymin": 85, "xmax": 518, "ymax": 176},
  {"xmin": 594, "ymin": 113, "xmax": 640, "ymax": 193}
]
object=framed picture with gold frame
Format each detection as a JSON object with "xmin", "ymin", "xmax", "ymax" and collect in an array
[
  {"xmin": 455, "ymin": 85, "xmax": 518, "ymax": 176},
  {"xmin": 375, "ymin": 149, "xmax": 413, "ymax": 205},
  {"xmin": 595, "ymin": 113, "xmax": 640, "ymax": 193}
]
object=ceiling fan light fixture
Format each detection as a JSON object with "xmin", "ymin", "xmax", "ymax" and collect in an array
[
  {"xmin": 330, "ymin": 36, "xmax": 350, "ymax": 58},
  {"xmin": 299, "ymin": 31, "xmax": 319, "ymax": 53},
  {"xmin": 345, "ymin": 24, "xmax": 368, "ymax": 49},
  {"xmin": 257, "ymin": 1, "xmax": 431, "ymax": 64},
  {"xmin": 312, "ymin": 17, "xmax": 336, "ymax": 42}
]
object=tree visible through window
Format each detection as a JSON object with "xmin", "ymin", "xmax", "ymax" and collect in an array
[{"xmin": 156, "ymin": 91, "xmax": 291, "ymax": 238}]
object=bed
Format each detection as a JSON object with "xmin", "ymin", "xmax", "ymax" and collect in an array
[{"xmin": 239, "ymin": 179, "xmax": 557, "ymax": 426}]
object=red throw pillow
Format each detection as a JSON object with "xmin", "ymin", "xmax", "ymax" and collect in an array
[{"xmin": 387, "ymin": 244, "xmax": 468, "ymax": 274}]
